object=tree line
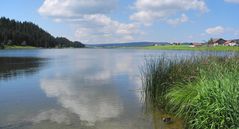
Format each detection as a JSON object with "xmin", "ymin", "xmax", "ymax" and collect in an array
[{"xmin": 0, "ymin": 17, "xmax": 85, "ymax": 49}]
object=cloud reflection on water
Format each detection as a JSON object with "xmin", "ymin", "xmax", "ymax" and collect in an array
[
  {"xmin": 40, "ymin": 78, "xmax": 123, "ymax": 125},
  {"xmin": 38, "ymin": 51, "xmax": 144, "ymax": 125},
  {"xmin": 32, "ymin": 109, "xmax": 71, "ymax": 124}
]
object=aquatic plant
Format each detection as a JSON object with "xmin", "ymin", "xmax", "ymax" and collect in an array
[
  {"xmin": 142, "ymin": 55, "xmax": 239, "ymax": 129},
  {"xmin": 141, "ymin": 56, "xmax": 204, "ymax": 110}
]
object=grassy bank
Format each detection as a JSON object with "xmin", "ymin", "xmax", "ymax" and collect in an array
[
  {"xmin": 142, "ymin": 55, "xmax": 239, "ymax": 129},
  {"xmin": 144, "ymin": 45, "xmax": 239, "ymax": 52},
  {"xmin": 3, "ymin": 45, "xmax": 37, "ymax": 49}
]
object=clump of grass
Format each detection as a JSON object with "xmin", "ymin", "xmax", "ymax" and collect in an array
[
  {"xmin": 141, "ymin": 56, "xmax": 206, "ymax": 110},
  {"xmin": 166, "ymin": 56, "xmax": 239, "ymax": 129},
  {"xmin": 142, "ymin": 55, "xmax": 239, "ymax": 129}
]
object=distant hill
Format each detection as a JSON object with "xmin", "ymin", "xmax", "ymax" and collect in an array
[
  {"xmin": 0, "ymin": 17, "xmax": 84, "ymax": 48},
  {"xmin": 86, "ymin": 42, "xmax": 169, "ymax": 48}
]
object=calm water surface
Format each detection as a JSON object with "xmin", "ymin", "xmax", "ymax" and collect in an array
[{"xmin": 0, "ymin": 49, "xmax": 234, "ymax": 129}]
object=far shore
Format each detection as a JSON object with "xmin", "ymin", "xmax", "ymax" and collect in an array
[
  {"xmin": 143, "ymin": 45, "xmax": 239, "ymax": 52},
  {"xmin": 1, "ymin": 45, "xmax": 239, "ymax": 52},
  {"xmin": 2, "ymin": 45, "xmax": 37, "ymax": 49},
  {"xmin": 1, "ymin": 45, "xmax": 85, "ymax": 50}
]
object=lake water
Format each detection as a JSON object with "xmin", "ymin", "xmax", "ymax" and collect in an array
[{"xmin": 0, "ymin": 49, "xmax": 235, "ymax": 129}]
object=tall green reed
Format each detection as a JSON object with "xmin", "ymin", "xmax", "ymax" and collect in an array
[
  {"xmin": 141, "ymin": 55, "xmax": 239, "ymax": 128},
  {"xmin": 166, "ymin": 56, "xmax": 239, "ymax": 129},
  {"xmin": 141, "ymin": 56, "xmax": 205, "ymax": 110}
]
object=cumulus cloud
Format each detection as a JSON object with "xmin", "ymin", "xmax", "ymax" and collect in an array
[
  {"xmin": 38, "ymin": 0, "xmax": 141, "ymax": 43},
  {"xmin": 38, "ymin": 0, "xmax": 209, "ymax": 43},
  {"xmin": 225, "ymin": 0, "xmax": 239, "ymax": 3},
  {"xmin": 38, "ymin": 0, "xmax": 117, "ymax": 17},
  {"xmin": 166, "ymin": 14, "xmax": 189, "ymax": 25},
  {"xmin": 206, "ymin": 26, "xmax": 225, "ymax": 35},
  {"xmin": 130, "ymin": 0, "xmax": 208, "ymax": 25},
  {"xmin": 74, "ymin": 14, "xmax": 141, "ymax": 43}
]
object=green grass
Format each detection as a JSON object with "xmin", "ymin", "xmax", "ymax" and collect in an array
[
  {"xmin": 141, "ymin": 57, "xmax": 204, "ymax": 110},
  {"xmin": 144, "ymin": 45, "xmax": 239, "ymax": 52},
  {"xmin": 4, "ymin": 45, "xmax": 37, "ymax": 49},
  {"xmin": 141, "ymin": 56, "xmax": 239, "ymax": 129}
]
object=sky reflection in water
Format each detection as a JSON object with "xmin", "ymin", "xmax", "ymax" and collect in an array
[{"xmin": 0, "ymin": 49, "xmax": 234, "ymax": 129}]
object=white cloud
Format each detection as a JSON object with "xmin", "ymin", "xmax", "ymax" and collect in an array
[
  {"xmin": 74, "ymin": 14, "xmax": 140, "ymax": 43},
  {"xmin": 225, "ymin": 0, "xmax": 239, "ymax": 3},
  {"xmin": 38, "ymin": 0, "xmax": 117, "ymax": 17},
  {"xmin": 39, "ymin": 0, "xmax": 141, "ymax": 43},
  {"xmin": 166, "ymin": 14, "xmax": 189, "ymax": 25},
  {"xmin": 130, "ymin": 0, "xmax": 208, "ymax": 25},
  {"xmin": 206, "ymin": 26, "xmax": 225, "ymax": 35}
]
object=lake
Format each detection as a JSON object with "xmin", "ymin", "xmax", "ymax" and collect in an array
[{"xmin": 0, "ymin": 49, "xmax": 235, "ymax": 129}]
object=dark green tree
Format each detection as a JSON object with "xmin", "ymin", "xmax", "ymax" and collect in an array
[{"xmin": 0, "ymin": 17, "xmax": 85, "ymax": 48}]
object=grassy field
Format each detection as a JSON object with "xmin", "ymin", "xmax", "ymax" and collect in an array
[
  {"xmin": 3, "ymin": 45, "xmax": 37, "ymax": 49},
  {"xmin": 144, "ymin": 45, "xmax": 239, "ymax": 52},
  {"xmin": 141, "ymin": 55, "xmax": 239, "ymax": 129}
]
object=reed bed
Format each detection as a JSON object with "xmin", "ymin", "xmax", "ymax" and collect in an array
[{"xmin": 141, "ymin": 55, "xmax": 239, "ymax": 129}]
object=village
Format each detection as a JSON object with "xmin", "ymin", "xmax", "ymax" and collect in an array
[
  {"xmin": 152, "ymin": 38, "xmax": 239, "ymax": 47},
  {"xmin": 190, "ymin": 38, "xmax": 239, "ymax": 47}
]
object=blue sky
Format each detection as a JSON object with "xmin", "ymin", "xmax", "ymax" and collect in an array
[{"xmin": 0, "ymin": 0, "xmax": 239, "ymax": 44}]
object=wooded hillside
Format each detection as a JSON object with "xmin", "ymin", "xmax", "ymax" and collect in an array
[{"xmin": 0, "ymin": 17, "xmax": 84, "ymax": 48}]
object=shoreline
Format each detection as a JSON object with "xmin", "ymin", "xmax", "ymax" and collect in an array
[
  {"xmin": 0, "ymin": 45, "xmax": 86, "ymax": 50},
  {"xmin": 1, "ymin": 45, "xmax": 37, "ymax": 49},
  {"xmin": 143, "ymin": 45, "xmax": 239, "ymax": 52}
]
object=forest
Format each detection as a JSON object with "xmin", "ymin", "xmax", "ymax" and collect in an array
[{"xmin": 0, "ymin": 17, "xmax": 85, "ymax": 49}]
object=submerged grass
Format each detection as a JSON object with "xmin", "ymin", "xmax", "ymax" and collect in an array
[{"xmin": 142, "ymin": 55, "xmax": 239, "ymax": 129}]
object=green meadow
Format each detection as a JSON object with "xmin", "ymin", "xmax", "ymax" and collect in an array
[
  {"xmin": 3, "ymin": 45, "xmax": 37, "ymax": 49},
  {"xmin": 144, "ymin": 45, "xmax": 239, "ymax": 52}
]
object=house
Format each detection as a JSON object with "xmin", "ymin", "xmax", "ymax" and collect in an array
[
  {"xmin": 211, "ymin": 38, "xmax": 226, "ymax": 46},
  {"xmin": 189, "ymin": 43, "xmax": 203, "ymax": 47},
  {"xmin": 224, "ymin": 40, "xmax": 237, "ymax": 46}
]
